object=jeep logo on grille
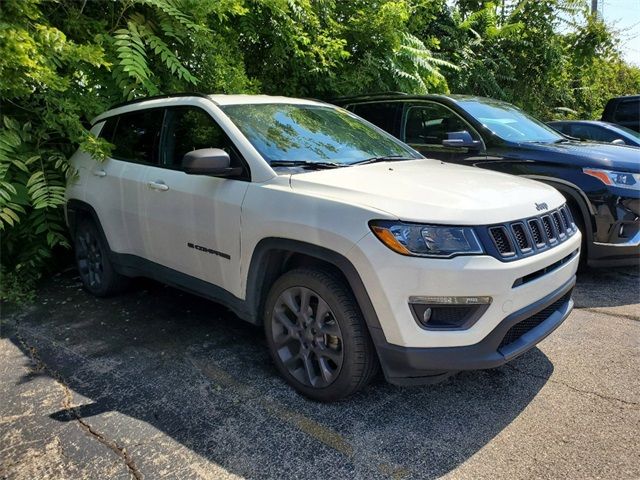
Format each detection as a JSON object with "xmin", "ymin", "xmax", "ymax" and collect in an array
[{"xmin": 535, "ymin": 202, "xmax": 549, "ymax": 211}]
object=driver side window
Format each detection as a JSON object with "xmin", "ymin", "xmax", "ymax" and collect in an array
[
  {"xmin": 161, "ymin": 106, "xmax": 244, "ymax": 174},
  {"xmin": 404, "ymin": 104, "xmax": 476, "ymax": 145}
]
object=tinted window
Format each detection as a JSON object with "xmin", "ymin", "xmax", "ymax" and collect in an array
[
  {"xmin": 614, "ymin": 99, "xmax": 639, "ymax": 122},
  {"xmin": 404, "ymin": 104, "xmax": 476, "ymax": 145},
  {"xmin": 98, "ymin": 117, "xmax": 118, "ymax": 143},
  {"xmin": 570, "ymin": 124, "xmax": 619, "ymax": 143},
  {"xmin": 221, "ymin": 104, "xmax": 418, "ymax": 165},
  {"xmin": 162, "ymin": 107, "xmax": 237, "ymax": 168},
  {"xmin": 111, "ymin": 110, "xmax": 163, "ymax": 163},
  {"xmin": 349, "ymin": 103, "xmax": 400, "ymax": 135}
]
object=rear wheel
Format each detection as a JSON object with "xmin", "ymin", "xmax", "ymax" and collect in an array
[
  {"xmin": 74, "ymin": 220, "xmax": 129, "ymax": 297},
  {"xmin": 264, "ymin": 268, "xmax": 378, "ymax": 401}
]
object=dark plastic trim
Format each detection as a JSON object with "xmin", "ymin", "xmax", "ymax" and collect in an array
[{"xmin": 377, "ymin": 276, "xmax": 576, "ymax": 385}]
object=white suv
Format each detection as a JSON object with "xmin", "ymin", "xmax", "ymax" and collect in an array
[{"xmin": 66, "ymin": 94, "xmax": 581, "ymax": 401}]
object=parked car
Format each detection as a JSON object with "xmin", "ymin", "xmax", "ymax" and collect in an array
[
  {"xmin": 66, "ymin": 93, "xmax": 580, "ymax": 401},
  {"xmin": 601, "ymin": 95, "xmax": 640, "ymax": 132},
  {"xmin": 548, "ymin": 120, "xmax": 640, "ymax": 147},
  {"xmin": 334, "ymin": 93, "xmax": 640, "ymax": 268}
]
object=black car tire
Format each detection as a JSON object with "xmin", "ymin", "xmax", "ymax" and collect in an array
[
  {"xmin": 264, "ymin": 268, "xmax": 379, "ymax": 402},
  {"xmin": 74, "ymin": 219, "xmax": 130, "ymax": 297}
]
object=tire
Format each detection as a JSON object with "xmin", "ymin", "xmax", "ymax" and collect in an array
[
  {"xmin": 264, "ymin": 268, "xmax": 379, "ymax": 402},
  {"xmin": 74, "ymin": 219, "xmax": 129, "ymax": 297}
]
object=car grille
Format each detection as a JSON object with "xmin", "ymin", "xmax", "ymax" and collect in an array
[
  {"xmin": 486, "ymin": 205, "xmax": 577, "ymax": 261},
  {"xmin": 498, "ymin": 292, "xmax": 572, "ymax": 350}
]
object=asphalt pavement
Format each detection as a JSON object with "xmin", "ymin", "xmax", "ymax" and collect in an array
[{"xmin": 1, "ymin": 266, "xmax": 638, "ymax": 480}]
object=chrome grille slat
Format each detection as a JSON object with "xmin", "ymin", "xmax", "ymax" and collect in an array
[{"xmin": 487, "ymin": 204, "xmax": 577, "ymax": 260}]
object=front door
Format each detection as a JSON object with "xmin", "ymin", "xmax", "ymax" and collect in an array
[
  {"xmin": 402, "ymin": 102, "xmax": 485, "ymax": 164},
  {"xmin": 141, "ymin": 105, "xmax": 249, "ymax": 296}
]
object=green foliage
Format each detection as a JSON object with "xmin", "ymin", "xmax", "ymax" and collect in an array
[{"xmin": 1, "ymin": 0, "xmax": 639, "ymax": 302}]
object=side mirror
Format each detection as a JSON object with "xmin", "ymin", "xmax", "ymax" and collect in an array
[
  {"xmin": 182, "ymin": 148, "xmax": 242, "ymax": 177},
  {"xmin": 442, "ymin": 131, "xmax": 482, "ymax": 150},
  {"xmin": 612, "ymin": 138, "xmax": 626, "ymax": 145}
]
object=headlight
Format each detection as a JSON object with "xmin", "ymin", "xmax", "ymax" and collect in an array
[
  {"xmin": 583, "ymin": 168, "xmax": 639, "ymax": 191},
  {"xmin": 369, "ymin": 220, "xmax": 483, "ymax": 258}
]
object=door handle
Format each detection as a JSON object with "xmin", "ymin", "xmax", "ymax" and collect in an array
[
  {"xmin": 147, "ymin": 181, "xmax": 169, "ymax": 191},
  {"xmin": 92, "ymin": 169, "xmax": 107, "ymax": 177}
]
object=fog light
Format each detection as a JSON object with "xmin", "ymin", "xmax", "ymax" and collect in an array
[{"xmin": 409, "ymin": 296, "xmax": 492, "ymax": 330}]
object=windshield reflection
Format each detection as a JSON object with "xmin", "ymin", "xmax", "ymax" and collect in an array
[{"xmin": 222, "ymin": 103, "xmax": 419, "ymax": 164}]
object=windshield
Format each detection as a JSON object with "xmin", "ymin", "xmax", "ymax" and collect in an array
[
  {"xmin": 614, "ymin": 124, "xmax": 640, "ymax": 141},
  {"xmin": 221, "ymin": 103, "xmax": 420, "ymax": 165},
  {"xmin": 458, "ymin": 100, "xmax": 563, "ymax": 143}
]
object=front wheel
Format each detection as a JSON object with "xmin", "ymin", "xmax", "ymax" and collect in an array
[{"xmin": 264, "ymin": 268, "xmax": 378, "ymax": 402}]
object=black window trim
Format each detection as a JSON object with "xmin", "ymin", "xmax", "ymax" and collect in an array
[{"xmin": 401, "ymin": 101, "xmax": 485, "ymax": 151}]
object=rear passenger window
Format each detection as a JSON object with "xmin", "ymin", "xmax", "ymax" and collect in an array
[
  {"xmin": 162, "ymin": 106, "xmax": 243, "ymax": 172},
  {"xmin": 349, "ymin": 103, "xmax": 401, "ymax": 135},
  {"xmin": 111, "ymin": 110, "xmax": 163, "ymax": 164}
]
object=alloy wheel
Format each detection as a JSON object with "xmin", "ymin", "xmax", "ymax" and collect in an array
[{"xmin": 271, "ymin": 286, "xmax": 344, "ymax": 388}]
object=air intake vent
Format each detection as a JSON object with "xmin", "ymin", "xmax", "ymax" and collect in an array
[
  {"xmin": 528, "ymin": 219, "xmax": 545, "ymax": 246},
  {"xmin": 560, "ymin": 207, "xmax": 572, "ymax": 232},
  {"xmin": 542, "ymin": 215, "xmax": 556, "ymax": 241},
  {"xmin": 489, "ymin": 227, "xmax": 515, "ymax": 256},
  {"xmin": 552, "ymin": 211, "xmax": 565, "ymax": 236},
  {"xmin": 511, "ymin": 223, "xmax": 531, "ymax": 251}
]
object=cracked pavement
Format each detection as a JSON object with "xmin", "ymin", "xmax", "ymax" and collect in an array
[{"xmin": 1, "ymin": 266, "xmax": 638, "ymax": 479}]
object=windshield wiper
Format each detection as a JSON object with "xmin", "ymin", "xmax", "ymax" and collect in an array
[
  {"xmin": 350, "ymin": 155, "xmax": 415, "ymax": 165},
  {"xmin": 270, "ymin": 160, "xmax": 344, "ymax": 169}
]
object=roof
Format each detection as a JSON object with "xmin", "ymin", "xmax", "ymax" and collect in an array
[{"xmin": 94, "ymin": 93, "xmax": 329, "ymax": 125}]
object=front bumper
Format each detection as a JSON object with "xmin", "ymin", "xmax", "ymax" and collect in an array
[
  {"xmin": 587, "ymin": 194, "xmax": 639, "ymax": 268},
  {"xmin": 376, "ymin": 276, "xmax": 575, "ymax": 385}
]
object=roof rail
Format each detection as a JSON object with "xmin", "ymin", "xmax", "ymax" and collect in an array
[
  {"xmin": 328, "ymin": 91, "xmax": 408, "ymax": 102},
  {"xmin": 108, "ymin": 92, "xmax": 212, "ymax": 110}
]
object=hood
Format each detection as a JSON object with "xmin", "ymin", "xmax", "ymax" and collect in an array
[
  {"xmin": 515, "ymin": 141, "xmax": 640, "ymax": 172},
  {"xmin": 289, "ymin": 159, "xmax": 564, "ymax": 225}
]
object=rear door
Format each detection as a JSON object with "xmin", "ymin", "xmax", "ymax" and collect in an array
[
  {"xmin": 141, "ymin": 105, "xmax": 249, "ymax": 294},
  {"xmin": 86, "ymin": 109, "xmax": 162, "ymax": 257},
  {"xmin": 401, "ymin": 102, "xmax": 486, "ymax": 163}
]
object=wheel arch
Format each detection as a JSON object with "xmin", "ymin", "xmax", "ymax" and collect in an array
[{"xmin": 245, "ymin": 238, "xmax": 386, "ymax": 343}]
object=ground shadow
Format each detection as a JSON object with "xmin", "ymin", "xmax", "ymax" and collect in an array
[{"xmin": 5, "ymin": 273, "xmax": 555, "ymax": 479}]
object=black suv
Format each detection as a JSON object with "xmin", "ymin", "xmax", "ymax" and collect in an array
[
  {"xmin": 601, "ymin": 95, "xmax": 640, "ymax": 133},
  {"xmin": 333, "ymin": 93, "xmax": 640, "ymax": 267}
]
